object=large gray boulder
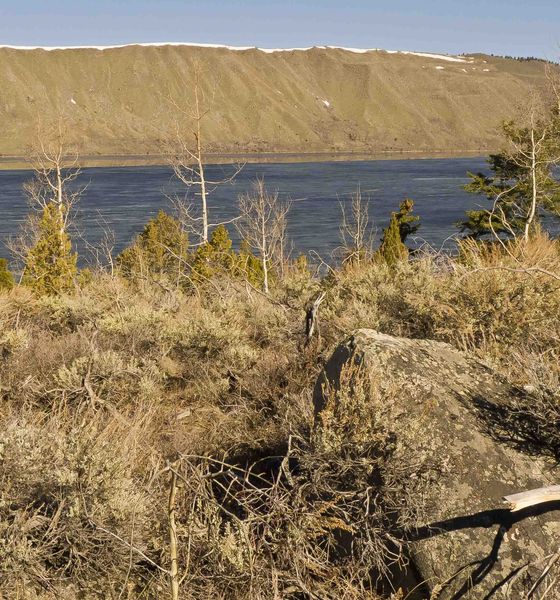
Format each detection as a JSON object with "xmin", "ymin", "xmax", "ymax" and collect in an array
[{"xmin": 313, "ymin": 329, "xmax": 560, "ymax": 599}]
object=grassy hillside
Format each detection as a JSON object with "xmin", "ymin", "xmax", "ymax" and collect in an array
[{"xmin": 0, "ymin": 45, "xmax": 551, "ymax": 159}]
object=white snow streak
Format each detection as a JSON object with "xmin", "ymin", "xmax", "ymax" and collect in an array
[
  {"xmin": 259, "ymin": 47, "xmax": 315, "ymax": 53},
  {"xmin": 0, "ymin": 42, "xmax": 255, "ymax": 51},
  {"xmin": 327, "ymin": 46, "xmax": 373, "ymax": 54},
  {"xmin": 386, "ymin": 50, "xmax": 471, "ymax": 63},
  {"xmin": 0, "ymin": 42, "xmax": 471, "ymax": 63}
]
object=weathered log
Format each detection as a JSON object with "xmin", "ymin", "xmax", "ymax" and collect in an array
[
  {"xmin": 504, "ymin": 485, "xmax": 560, "ymax": 512},
  {"xmin": 314, "ymin": 329, "xmax": 560, "ymax": 599}
]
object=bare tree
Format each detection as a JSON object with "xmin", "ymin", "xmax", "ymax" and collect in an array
[
  {"xmin": 339, "ymin": 186, "xmax": 372, "ymax": 264},
  {"xmin": 24, "ymin": 120, "xmax": 83, "ymax": 229},
  {"xmin": 466, "ymin": 89, "xmax": 560, "ymax": 243},
  {"xmin": 509, "ymin": 96, "xmax": 560, "ymax": 242},
  {"xmin": 8, "ymin": 120, "xmax": 84, "ymax": 274},
  {"xmin": 80, "ymin": 215, "xmax": 117, "ymax": 276},
  {"xmin": 165, "ymin": 63, "xmax": 243, "ymax": 245},
  {"xmin": 236, "ymin": 179, "xmax": 291, "ymax": 293}
]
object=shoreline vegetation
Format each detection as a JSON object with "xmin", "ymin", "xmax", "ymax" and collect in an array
[
  {"xmin": 0, "ymin": 149, "xmax": 489, "ymax": 170},
  {"xmin": 2, "ymin": 220, "xmax": 560, "ymax": 598}
]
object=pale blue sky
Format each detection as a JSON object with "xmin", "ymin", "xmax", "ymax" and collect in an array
[{"xmin": 0, "ymin": 0, "xmax": 558, "ymax": 58}]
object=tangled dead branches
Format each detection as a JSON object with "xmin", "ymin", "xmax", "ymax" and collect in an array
[{"xmin": 160, "ymin": 424, "xmax": 422, "ymax": 600}]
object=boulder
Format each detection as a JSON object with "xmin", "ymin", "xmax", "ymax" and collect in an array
[{"xmin": 313, "ymin": 329, "xmax": 560, "ymax": 599}]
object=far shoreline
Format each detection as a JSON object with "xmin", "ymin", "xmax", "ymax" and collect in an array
[{"xmin": 0, "ymin": 149, "xmax": 489, "ymax": 171}]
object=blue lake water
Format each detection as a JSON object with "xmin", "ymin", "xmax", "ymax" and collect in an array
[{"xmin": 1, "ymin": 157, "xmax": 557, "ymax": 264}]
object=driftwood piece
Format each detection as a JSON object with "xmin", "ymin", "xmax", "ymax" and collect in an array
[{"xmin": 504, "ymin": 485, "xmax": 560, "ymax": 512}]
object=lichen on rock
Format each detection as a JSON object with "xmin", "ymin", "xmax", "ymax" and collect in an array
[{"xmin": 314, "ymin": 329, "xmax": 560, "ymax": 598}]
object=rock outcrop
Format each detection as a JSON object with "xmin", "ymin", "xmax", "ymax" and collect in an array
[{"xmin": 314, "ymin": 329, "xmax": 560, "ymax": 599}]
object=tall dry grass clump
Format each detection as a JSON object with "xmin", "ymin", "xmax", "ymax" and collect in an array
[{"xmin": 322, "ymin": 231, "xmax": 560, "ymax": 370}]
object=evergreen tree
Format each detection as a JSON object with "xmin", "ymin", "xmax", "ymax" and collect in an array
[
  {"xmin": 377, "ymin": 199, "xmax": 420, "ymax": 266},
  {"xmin": 118, "ymin": 210, "xmax": 189, "ymax": 280},
  {"xmin": 237, "ymin": 239, "xmax": 265, "ymax": 288},
  {"xmin": 191, "ymin": 224, "xmax": 236, "ymax": 282},
  {"xmin": 0, "ymin": 258, "xmax": 14, "ymax": 290},
  {"xmin": 395, "ymin": 198, "xmax": 420, "ymax": 243},
  {"xmin": 378, "ymin": 213, "xmax": 409, "ymax": 267},
  {"xmin": 462, "ymin": 113, "xmax": 560, "ymax": 239},
  {"xmin": 293, "ymin": 254, "xmax": 309, "ymax": 275},
  {"xmin": 23, "ymin": 203, "xmax": 77, "ymax": 295}
]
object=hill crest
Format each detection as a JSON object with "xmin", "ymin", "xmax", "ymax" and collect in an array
[{"xmin": 0, "ymin": 44, "xmax": 551, "ymax": 161}]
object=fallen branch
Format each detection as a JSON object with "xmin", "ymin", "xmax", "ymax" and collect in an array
[
  {"xmin": 305, "ymin": 291, "xmax": 326, "ymax": 346},
  {"xmin": 503, "ymin": 485, "xmax": 560, "ymax": 512},
  {"xmin": 168, "ymin": 466, "xmax": 180, "ymax": 600},
  {"xmin": 527, "ymin": 551, "xmax": 560, "ymax": 597}
]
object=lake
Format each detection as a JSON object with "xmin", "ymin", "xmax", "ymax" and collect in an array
[{"xmin": 1, "ymin": 157, "xmax": 556, "ymax": 264}]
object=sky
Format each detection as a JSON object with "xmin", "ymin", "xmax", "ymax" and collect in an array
[{"xmin": 0, "ymin": 0, "xmax": 559, "ymax": 59}]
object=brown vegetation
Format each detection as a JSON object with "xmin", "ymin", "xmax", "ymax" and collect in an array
[{"xmin": 1, "ymin": 226, "xmax": 559, "ymax": 598}]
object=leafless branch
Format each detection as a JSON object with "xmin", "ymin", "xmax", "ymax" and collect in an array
[
  {"xmin": 236, "ymin": 178, "xmax": 291, "ymax": 293},
  {"xmin": 338, "ymin": 186, "xmax": 373, "ymax": 265}
]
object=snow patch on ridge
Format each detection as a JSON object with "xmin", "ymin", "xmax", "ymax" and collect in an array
[
  {"xmin": 0, "ymin": 42, "xmax": 255, "ymax": 51},
  {"xmin": 386, "ymin": 50, "xmax": 471, "ymax": 63},
  {"xmin": 326, "ymin": 46, "xmax": 373, "ymax": 54},
  {"xmin": 0, "ymin": 42, "xmax": 471, "ymax": 62},
  {"xmin": 259, "ymin": 46, "xmax": 315, "ymax": 53}
]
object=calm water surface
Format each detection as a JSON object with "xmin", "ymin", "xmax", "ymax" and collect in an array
[{"xmin": 1, "ymin": 157, "xmax": 557, "ymax": 263}]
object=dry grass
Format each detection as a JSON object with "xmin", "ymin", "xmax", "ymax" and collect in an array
[
  {"xmin": 0, "ymin": 47, "xmax": 549, "ymax": 159},
  {"xmin": 322, "ymin": 232, "xmax": 560, "ymax": 373},
  {"xmin": 1, "ymin": 233, "xmax": 559, "ymax": 598}
]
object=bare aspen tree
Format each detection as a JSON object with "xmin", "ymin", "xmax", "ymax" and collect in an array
[
  {"xmin": 165, "ymin": 63, "xmax": 242, "ymax": 245},
  {"xmin": 525, "ymin": 114, "xmax": 543, "ymax": 240},
  {"xmin": 9, "ymin": 120, "xmax": 84, "ymax": 291},
  {"xmin": 24, "ymin": 120, "xmax": 83, "ymax": 235},
  {"xmin": 510, "ymin": 98, "xmax": 560, "ymax": 242},
  {"xmin": 81, "ymin": 218, "xmax": 117, "ymax": 276},
  {"xmin": 465, "ymin": 86, "xmax": 560, "ymax": 242},
  {"xmin": 339, "ymin": 186, "xmax": 372, "ymax": 264},
  {"xmin": 237, "ymin": 179, "xmax": 290, "ymax": 293}
]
